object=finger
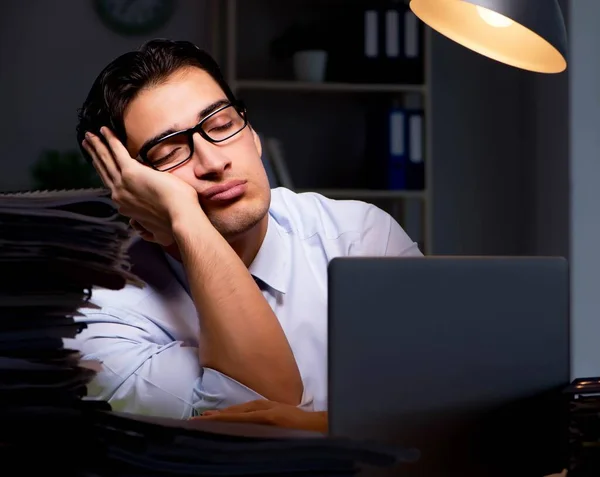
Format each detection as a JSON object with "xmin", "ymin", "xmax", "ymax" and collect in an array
[
  {"xmin": 82, "ymin": 138, "xmax": 111, "ymax": 188},
  {"xmin": 129, "ymin": 219, "xmax": 157, "ymax": 242},
  {"xmin": 194, "ymin": 411, "xmax": 273, "ymax": 426},
  {"xmin": 85, "ymin": 132, "xmax": 120, "ymax": 183},
  {"xmin": 100, "ymin": 126, "xmax": 136, "ymax": 170},
  {"xmin": 138, "ymin": 231, "xmax": 157, "ymax": 242},
  {"xmin": 130, "ymin": 217, "xmax": 159, "ymax": 237},
  {"xmin": 211, "ymin": 399, "xmax": 275, "ymax": 415},
  {"xmin": 129, "ymin": 219, "xmax": 146, "ymax": 232}
]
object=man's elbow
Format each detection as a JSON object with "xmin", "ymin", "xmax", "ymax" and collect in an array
[
  {"xmin": 246, "ymin": 360, "xmax": 304, "ymax": 405},
  {"xmin": 268, "ymin": 378, "xmax": 303, "ymax": 406},
  {"xmin": 204, "ymin": 360, "xmax": 303, "ymax": 406}
]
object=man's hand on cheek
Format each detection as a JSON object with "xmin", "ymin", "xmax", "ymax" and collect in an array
[
  {"xmin": 129, "ymin": 218, "xmax": 174, "ymax": 246},
  {"xmin": 82, "ymin": 126, "xmax": 204, "ymax": 246}
]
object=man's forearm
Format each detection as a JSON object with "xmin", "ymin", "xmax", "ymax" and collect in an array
[{"xmin": 171, "ymin": 208, "xmax": 303, "ymax": 405}]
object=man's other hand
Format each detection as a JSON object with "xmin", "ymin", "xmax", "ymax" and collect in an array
[{"xmin": 193, "ymin": 399, "xmax": 328, "ymax": 433}]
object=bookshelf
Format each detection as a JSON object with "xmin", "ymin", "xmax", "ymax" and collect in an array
[
  {"xmin": 211, "ymin": 0, "xmax": 433, "ymax": 254},
  {"xmin": 294, "ymin": 189, "xmax": 425, "ymax": 200},
  {"xmin": 233, "ymin": 80, "xmax": 426, "ymax": 94}
]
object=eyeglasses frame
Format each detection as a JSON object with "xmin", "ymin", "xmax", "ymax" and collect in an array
[{"xmin": 136, "ymin": 100, "xmax": 248, "ymax": 172}]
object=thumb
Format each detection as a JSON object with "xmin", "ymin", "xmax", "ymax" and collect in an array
[{"xmin": 130, "ymin": 219, "xmax": 157, "ymax": 242}]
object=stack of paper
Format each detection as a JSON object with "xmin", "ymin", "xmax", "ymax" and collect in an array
[
  {"xmin": 0, "ymin": 188, "xmax": 137, "ymax": 411},
  {"xmin": 2, "ymin": 405, "xmax": 418, "ymax": 476},
  {"xmin": 564, "ymin": 378, "xmax": 600, "ymax": 476},
  {"xmin": 0, "ymin": 188, "xmax": 418, "ymax": 476}
]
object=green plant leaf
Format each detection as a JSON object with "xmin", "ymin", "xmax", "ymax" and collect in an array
[{"xmin": 31, "ymin": 149, "xmax": 103, "ymax": 190}]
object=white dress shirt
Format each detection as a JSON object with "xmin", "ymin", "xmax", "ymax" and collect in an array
[{"xmin": 72, "ymin": 187, "xmax": 422, "ymax": 419}]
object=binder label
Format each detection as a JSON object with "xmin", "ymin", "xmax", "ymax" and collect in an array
[
  {"xmin": 365, "ymin": 11, "xmax": 378, "ymax": 58},
  {"xmin": 404, "ymin": 11, "xmax": 419, "ymax": 58},
  {"xmin": 386, "ymin": 10, "xmax": 400, "ymax": 58},
  {"xmin": 390, "ymin": 111, "xmax": 405, "ymax": 156},
  {"xmin": 409, "ymin": 114, "xmax": 423, "ymax": 163}
]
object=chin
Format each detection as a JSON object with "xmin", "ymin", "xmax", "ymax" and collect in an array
[{"xmin": 207, "ymin": 198, "xmax": 269, "ymax": 240}]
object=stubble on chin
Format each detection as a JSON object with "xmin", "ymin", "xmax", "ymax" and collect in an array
[{"xmin": 205, "ymin": 201, "xmax": 268, "ymax": 241}]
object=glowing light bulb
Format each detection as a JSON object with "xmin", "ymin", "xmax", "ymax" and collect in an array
[{"xmin": 476, "ymin": 5, "xmax": 514, "ymax": 28}]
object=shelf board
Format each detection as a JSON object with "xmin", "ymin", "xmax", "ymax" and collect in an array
[
  {"xmin": 296, "ymin": 188, "xmax": 426, "ymax": 200},
  {"xmin": 234, "ymin": 80, "xmax": 426, "ymax": 94}
]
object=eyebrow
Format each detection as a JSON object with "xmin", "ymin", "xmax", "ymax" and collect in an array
[{"xmin": 138, "ymin": 99, "xmax": 230, "ymax": 155}]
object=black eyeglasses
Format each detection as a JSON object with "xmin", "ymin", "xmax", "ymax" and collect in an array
[{"xmin": 137, "ymin": 101, "xmax": 248, "ymax": 172}]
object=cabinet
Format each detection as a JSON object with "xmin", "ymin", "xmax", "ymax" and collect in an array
[{"xmin": 210, "ymin": 0, "xmax": 433, "ymax": 253}]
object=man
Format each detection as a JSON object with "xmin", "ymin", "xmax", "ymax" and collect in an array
[{"xmin": 74, "ymin": 38, "xmax": 422, "ymax": 424}]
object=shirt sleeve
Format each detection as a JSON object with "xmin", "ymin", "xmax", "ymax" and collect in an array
[
  {"xmin": 352, "ymin": 205, "xmax": 424, "ymax": 257},
  {"xmin": 72, "ymin": 307, "xmax": 265, "ymax": 419}
]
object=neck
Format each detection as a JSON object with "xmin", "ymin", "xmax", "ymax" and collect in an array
[{"xmin": 164, "ymin": 215, "xmax": 269, "ymax": 268}]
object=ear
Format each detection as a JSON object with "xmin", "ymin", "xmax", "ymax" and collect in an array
[{"xmin": 251, "ymin": 126, "xmax": 262, "ymax": 158}]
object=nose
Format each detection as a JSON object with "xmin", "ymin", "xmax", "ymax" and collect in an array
[{"xmin": 190, "ymin": 132, "xmax": 232, "ymax": 180}]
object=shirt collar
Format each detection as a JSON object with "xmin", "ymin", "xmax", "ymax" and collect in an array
[
  {"xmin": 164, "ymin": 213, "xmax": 290, "ymax": 295},
  {"xmin": 248, "ymin": 213, "xmax": 290, "ymax": 294}
]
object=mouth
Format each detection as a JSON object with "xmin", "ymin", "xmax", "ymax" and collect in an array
[{"xmin": 201, "ymin": 180, "xmax": 248, "ymax": 202}]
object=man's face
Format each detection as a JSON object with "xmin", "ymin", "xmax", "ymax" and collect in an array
[{"xmin": 123, "ymin": 66, "xmax": 270, "ymax": 239}]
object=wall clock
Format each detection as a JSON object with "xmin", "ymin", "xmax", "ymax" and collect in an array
[{"xmin": 94, "ymin": 0, "xmax": 176, "ymax": 36}]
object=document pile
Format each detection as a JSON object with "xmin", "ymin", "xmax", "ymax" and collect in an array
[
  {"xmin": 565, "ymin": 378, "xmax": 600, "ymax": 477},
  {"xmin": 0, "ymin": 188, "xmax": 135, "ymax": 412},
  {"xmin": 0, "ymin": 188, "xmax": 418, "ymax": 476}
]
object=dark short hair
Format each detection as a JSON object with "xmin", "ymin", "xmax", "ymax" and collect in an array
[{"xmin": 75, "ymin": 38, "xmax": 235, "ymax": 162}]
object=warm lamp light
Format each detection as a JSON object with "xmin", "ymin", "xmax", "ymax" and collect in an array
[
  {"xmin": 476, "ymin": 6, "xmax": 513, "ymax": 28},
  {"xmin": 409, "ymin": 0, "xmax": 568, "ymax": 73}
]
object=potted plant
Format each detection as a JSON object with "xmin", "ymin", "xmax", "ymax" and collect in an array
[
  {"xmin": 270, "ymin": 22, "xmax": 329, "ymax": 82},
  {"xmin": 31, "ymin": 149, "xmax": 103, "ymax": 190}
]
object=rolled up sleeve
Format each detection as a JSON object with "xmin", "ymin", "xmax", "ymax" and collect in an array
[{"xmin": 72, "ymin": 309, "xmax": 265, "ymax": 419}]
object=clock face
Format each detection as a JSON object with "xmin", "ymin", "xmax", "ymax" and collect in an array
[{"xmin": 94, "ymin": 0, "xmax": 176, "ymax": 35}]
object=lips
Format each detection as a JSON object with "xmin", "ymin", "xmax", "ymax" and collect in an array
[{"xmin": 201, "ymin": 180, "xmax": 248, "ymax": 202}]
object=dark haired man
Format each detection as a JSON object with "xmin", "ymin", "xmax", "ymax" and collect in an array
[{"xmin": 75, "ymin": 38, "xmax": 422, "ymax": 422}]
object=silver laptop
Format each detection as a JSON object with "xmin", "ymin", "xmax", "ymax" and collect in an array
[{"xmin": 327, "ymin": 256, "xmax": 570, "ymax": 477}]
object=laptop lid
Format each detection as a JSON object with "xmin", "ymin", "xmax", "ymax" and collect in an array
[{"xmin": 327, "ymin": 256, "xmax": 570, "ymax": 477}]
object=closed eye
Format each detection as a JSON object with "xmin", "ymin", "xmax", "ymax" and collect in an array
[
  {"xmin": 153, "ymin": 147, "xmax": 181, "ymax": 165},
  {"xmin": 209, "ymin": 121, "xmax": 234, "ymax": 133}
]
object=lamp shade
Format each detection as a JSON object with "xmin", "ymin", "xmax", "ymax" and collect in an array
[{"xmin": 409, "ymin": 0, "xmax": 568, "ymax": 73}]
